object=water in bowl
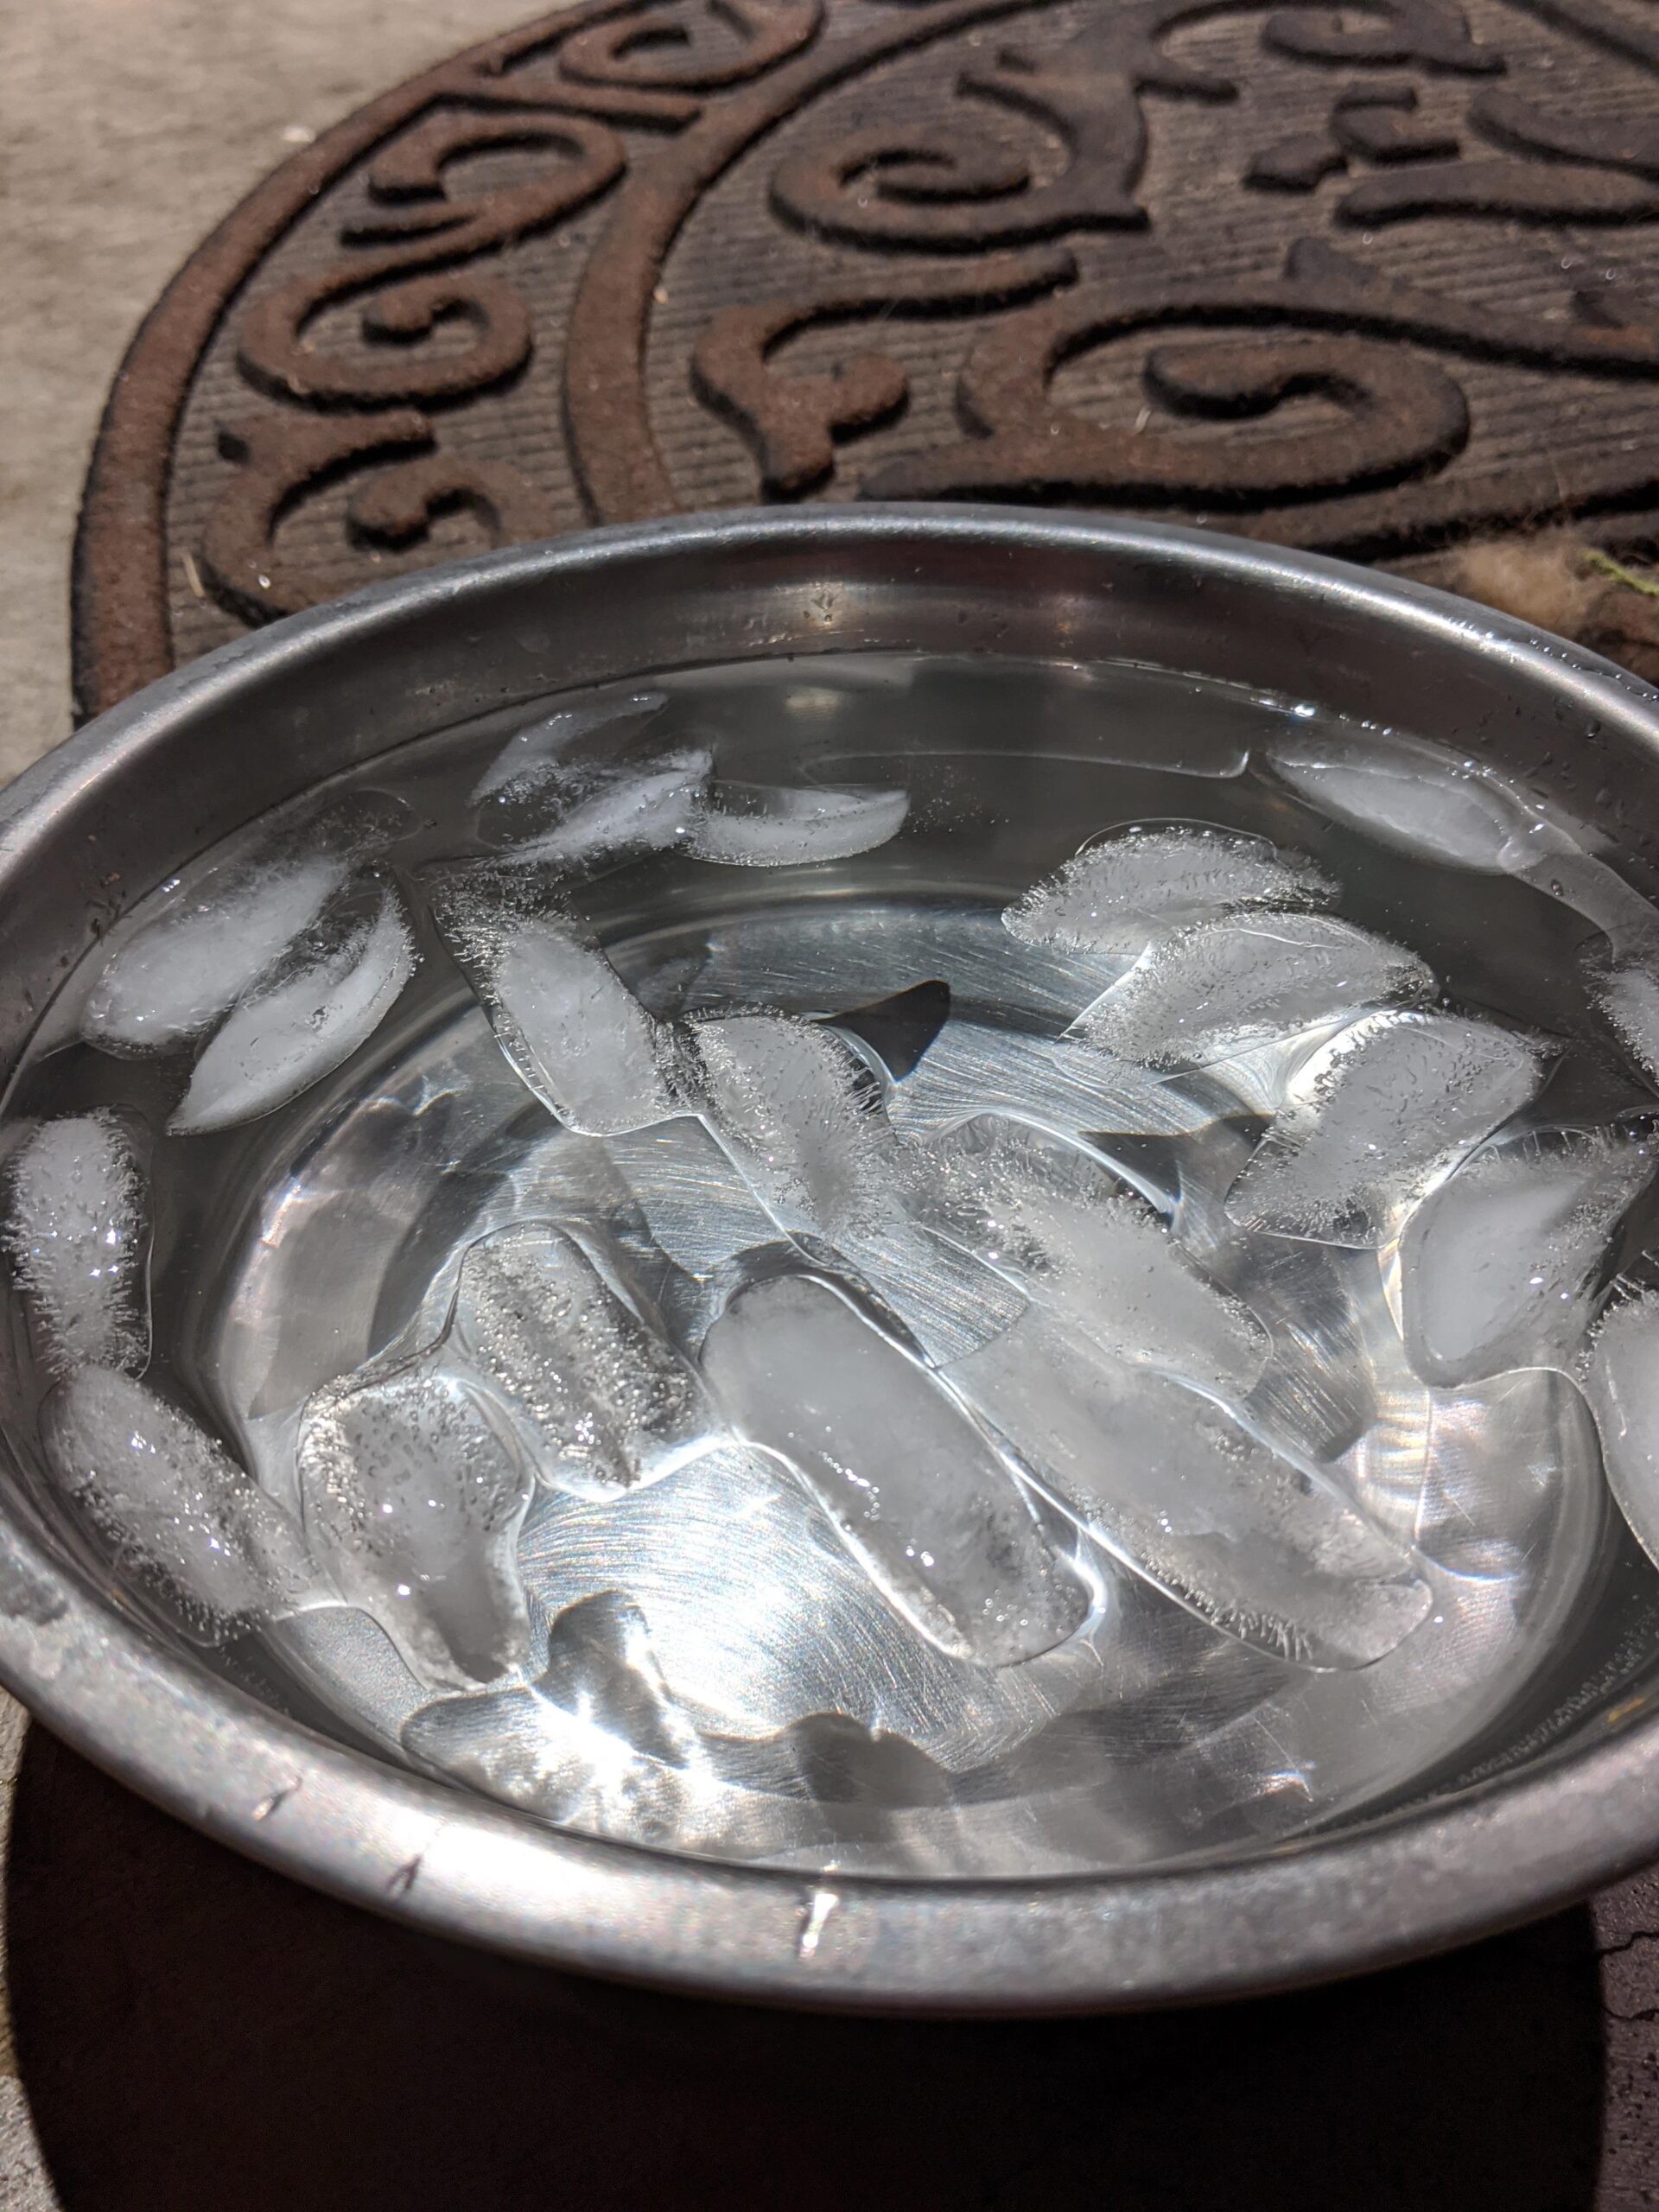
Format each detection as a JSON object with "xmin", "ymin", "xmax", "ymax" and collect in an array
[{"xmin": 9, "ymin": 650, "xmax": 1659, "ymax": 1878}]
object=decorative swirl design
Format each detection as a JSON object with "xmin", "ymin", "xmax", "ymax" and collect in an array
[
  {"xmin": 200, "ymin": 414, "xmax": 554, "ymax": 621},
  {"xmin": 690, "ymin": 249, "xmax": 1077, "ymax": 492},
  {"xmin": 238, "ymin": 113, "xmax": 628, "ymax": 407},
  {"xmin": 561, "ymin": 0, "xmax": 823, "ymax": 89},
  {"xmin": 866, "ymin": 314, "xmax": 1471, "ymax": 504}
]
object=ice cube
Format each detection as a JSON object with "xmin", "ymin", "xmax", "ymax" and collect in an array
[
  {"xmin": 1598, "ymin": 961, "xmax": 1659, "ymax": 1087},
  {"xmin": 296, "ymin": 1358, "xmax": 533, "ymax": 1691},
  {"xmin": 80, "ymin": 792, "xmax": 405, "ymax": 1055},
  {"xmin": 701, "ymin": 1274, "xmax": 1087, "ymax": 1667},
  {"xmin": 493, "ymin": 747, "xmax": 712, "ymax": 870},
  {"xmin": 432, "ymin": 873, "xmax": 679, "ymax": 1135},
  {"xmin": 469, "ymin": 691, "xmax": 667, "ymax": 802},
  {"xmin": 686, "ymin": 1011, "xmax": 897, "ymax": 1236},
  {"xmin": 1267, "ymin": 728, "xmax": 1566, "ymax": 874},
  {"xmin": 687, "ymin": 1012, "xmax": 1023, "ymax": 1359},
  {"xmin": 1072, "ymin": 911, "xmax": 1434, "ymax": 1069},
  {"xmin": 43, "ymin": 1367, "xmax": 312, "ymax": 1637},
  {"xmin": 952, "ymin": 1315, "xmax": 1431, "ymax": 1669},
  {"xmin": 684, "ymin": 782, "xmax": 908, "ymax": 868},
  {"xmin": 1006, "ymin": 826, "xmax": 1335, "ymax": 954},
  {"xmin": 923, "ymin": 1117, "xmax": 1268, "ymax": 1395},
  {"xmin": 4, "ymin": 1112, "xmax": 149, "ymax": 1377},
  {"xmin": 448, "ymin": 1223, "xmax": 711, "ymax": 1495},
  {"xmin": 1586, "ymin": 1291, "xmax": 1659, "ymax": 1570},
  {"xmin": 1226, "ymin": 1009, "xmax": 1542, "ymax": 1244},
  {"xmin": 1402, "ymin": 1126, "xmax": 1654, "ymax": 1386},
  {"xmin": 169, "ymin": 884, "xmax": 417, "ymax": 1134}
]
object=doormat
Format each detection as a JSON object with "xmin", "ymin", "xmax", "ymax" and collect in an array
[{"xmin": 70, "ymin": 0, "xmax": 1659, "ymax": 720}]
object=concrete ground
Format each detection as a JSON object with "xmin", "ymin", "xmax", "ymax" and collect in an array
[{"xmin": 0, "ymin": 6, "xmax": 534, "ymax": 2199}]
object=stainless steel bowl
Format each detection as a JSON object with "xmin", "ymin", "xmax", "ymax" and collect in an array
[{"xmin": 5, "ymin": 505, "xmax": 1659, "ymax": 2012}]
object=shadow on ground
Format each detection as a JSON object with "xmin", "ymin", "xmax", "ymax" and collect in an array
[{"xmin": 8, "ymin": 1727, "xmax": 1605, "ymax": 2210}]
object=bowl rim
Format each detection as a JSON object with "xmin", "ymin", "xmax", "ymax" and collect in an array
[{"xmin": 6, "ymin": 501, "xmax": 1659, "ymax": 2013}]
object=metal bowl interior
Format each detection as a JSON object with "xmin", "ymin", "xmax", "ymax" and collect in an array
[{"xmin": 4, "ymin": 505, "xmax": 1659, "ymax": 2012}]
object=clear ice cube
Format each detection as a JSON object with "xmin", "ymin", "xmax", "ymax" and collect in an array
[
  {"xmin": 493, "ymin": 748, "xmax": 712, "ymax": 870},
  {"xmin": 296, "ymin": 1360, "xmax": 533, "ymax": 1690},
  {"xmin": 923, "ymin": 1117, "xmax": 1268, "ymax": 1395},
  {"xmin": 952, "ymin": 1315, "xmax": 1432, "ymax": 1669},
  {"xmin": 701, "ymin": 1274, "xmax": 1087, "ymax": 1667},
  {"xmin": 1072, "ymin": 911, "xmax": 1435, "ymax": 1069},
  {"xmin": 1585, "ymin": 1290, "xmax": 1659, "ymax": 1573},
  {"xmin": 43, "ymin": 1367, "xmax": 312, "ymax": 1638},
  {"xmin": 448, "ymin": 1223, "xmax": 711, "ymax": 1495},
  {"xmin": 80, "ymin": 792, "xmax": 405, "ymax": 1055},
  {"xmin": 1226, "ymin": 1008, "xmax": 1542, "ymax": 1245},
  {"xmin": 469, "ymin": 692, "xmax": 667, "ymax": 803},
  {"xmin": 1402, "ymin": 1126, "xmax": 1655, "ymax": 1386},
  {"xmin": 170, "ymin": 885, "xmax": 417, "ymax": 1135},
  {"xmin": 4, "ymin": 1112, "xmax": 149, "ymax": 1377},
  {"xmin": 684, "ymin": 782, "xmax": 908, "ymax": 868},
  {"xmin": 1006, "ymin": 826, "xmax": 1335, "ymax": 954},
  {"xmin": 432, "ymin": 874, "xmax": 680, "ymax": 1135},
  {"xmin": 1267, "ymin": 728, "xmax": 1567, "ymax": 874}
]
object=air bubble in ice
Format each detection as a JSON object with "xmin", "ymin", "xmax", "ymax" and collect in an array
[{"xmin": 4, "ymin": 1112, "xmax": 149, "ymax": 1376}]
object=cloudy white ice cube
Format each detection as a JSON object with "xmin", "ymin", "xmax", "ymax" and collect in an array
[
  {"xmin": 683, "ymin": 780, "xmax": 908, "ymax": 868},
  {"xmin": 5, "ymin": 1112, "xmax": 149, "ymax": 1376},
  {"xmin": 923, "ymin": 1116, "xmax": 1268, "ymax": 1396},
  {"xmin": 44, "ymin": 1367, "xmax": 312, "ymax": 1637},
  {"xmin": 1005, "ymin": 826, "xmax": 1334, "ymax": 954},
  {"xmin": 1073, "ymin": 911, "xmax": 1434, "ymax": 1069},
  {"xmin": 469, "ymin": 691, "xmax": 667, "ymax": 803},
  {"xmin": 953, "ymin": 1315, "xmax": 1432, "ymax": 1669},
  {"xmin": 1586, "ymin": 1292, "xmax": 1659, "ymax": 1572},
  {"xmin": 80, "ymin": 792, "xmax": 406, "ymax": 1056},
  {"xmin": 1226, "ymin": 1008, "xmax": 1541, "ymax": 1244}
]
